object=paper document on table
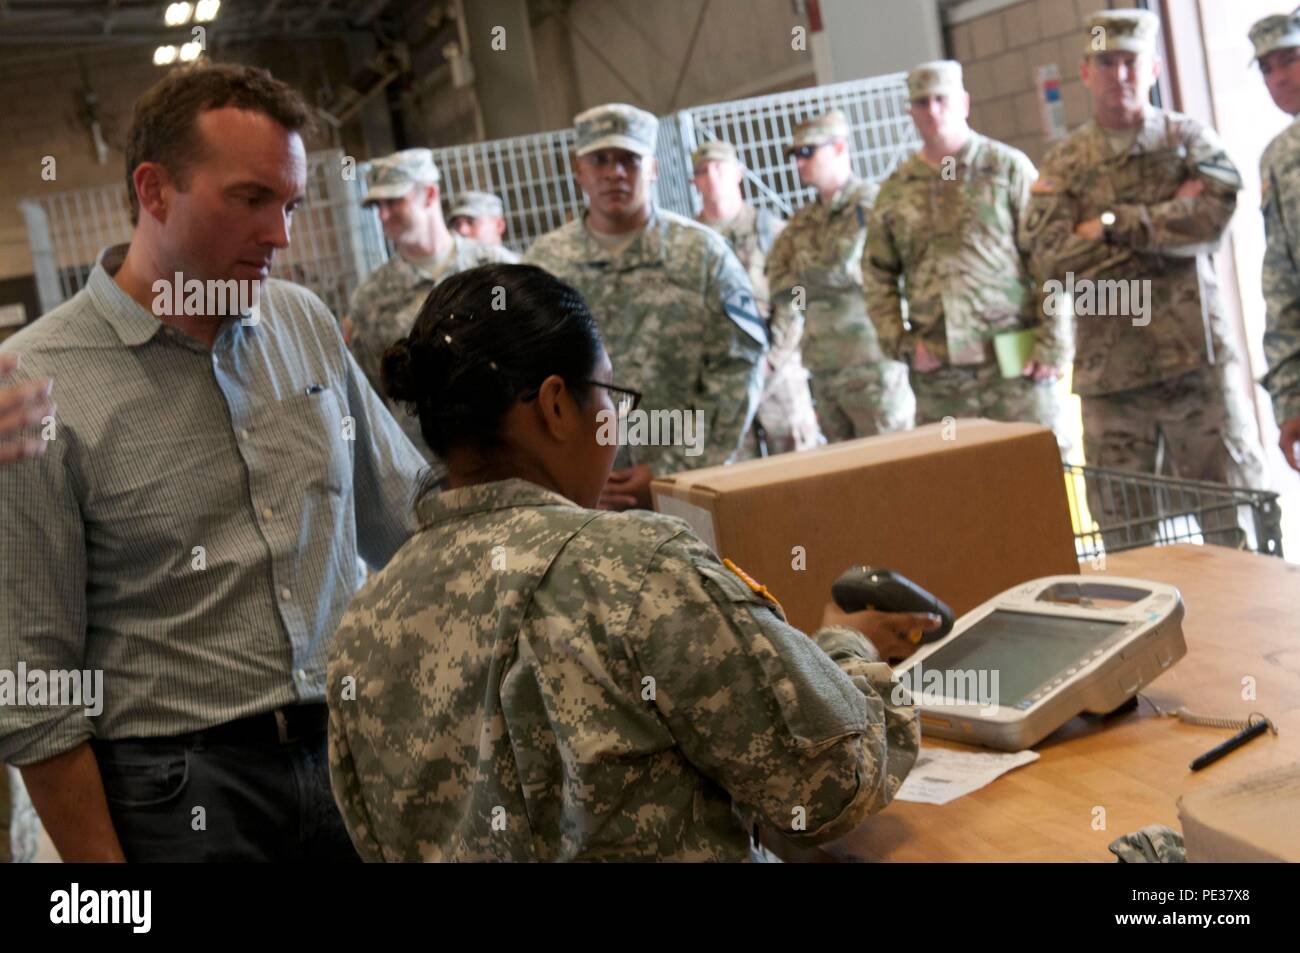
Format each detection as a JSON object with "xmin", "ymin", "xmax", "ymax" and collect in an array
[{"xmin": 895, "ymin": 747, "xmax": 1040, "ymax": 805}]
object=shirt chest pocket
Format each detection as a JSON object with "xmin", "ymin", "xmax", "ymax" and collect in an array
[
  {"xmin": 260, "ymin": 388, "xmax": 353, "ymax": 497},
  {"xmin": 1121, "ymin": 147, "xmax": 1190, "ymax": 203}
]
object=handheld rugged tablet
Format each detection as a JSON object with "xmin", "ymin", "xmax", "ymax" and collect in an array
[{"xmin": 891, "ymin": 576, "xmax": 1186, "ymax": 751}]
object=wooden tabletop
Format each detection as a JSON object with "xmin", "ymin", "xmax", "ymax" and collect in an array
[{"xmin": 789, "ymin": 544, "xmax": 1300, "ymax": 862}]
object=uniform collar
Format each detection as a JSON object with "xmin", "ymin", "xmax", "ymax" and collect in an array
[
  {"xmin": 415, "ymin": 477, "xmax": 582, "ymax": 528},
  {"xmin": 577, "ymin": 205, "xmax": 662, "ymax": 266}
]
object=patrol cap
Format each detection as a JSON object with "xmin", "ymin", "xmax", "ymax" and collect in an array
[
  {"xmin": 449, "ymin": 191, "xmax": 505, "ymax": 220},
  {"xmin": 574, "ymin": 103, "xmax": 658, "ymax": 158},
  {"xmin": 907, "ymin": 60, "xmax": 965, "ymax": 100},
  {"xmin": 363, "ymin": 148, "xmax": 440, "ymax": 205},
  {"xmin": 1249, "ymin": 13, "xmax": 1300, "ymax": 63},
  {"xmin": 1084, "ymin": 9, "xmax": 1160, "ymax": 56},
  {"xmin": 785, "ymin": 110, "xmax": 850, "ymax": 156},
  {"xmin": 691, "ymin": 139, "xmax": 739, "ymax": 170}
]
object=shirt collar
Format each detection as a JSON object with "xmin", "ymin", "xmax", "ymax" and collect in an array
[
  {"xmin": 578, "ymin": 205, "xmax": 660, "ymax": 264},
  {"xmin": 415, "ymin": 477, "xmax": 581, "ymax": 528},
  {"xmin": 86, "ymin": 245, "xmax": 167, "ymax": 347}
]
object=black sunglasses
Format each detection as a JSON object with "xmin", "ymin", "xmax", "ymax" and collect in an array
[{"xmin": 788, "ymin": 144, "xmax": 823, "ymax": 160}]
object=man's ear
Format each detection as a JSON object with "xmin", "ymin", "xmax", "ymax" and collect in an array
[
  {"xmin": 646, "ymin": 156, "xmax": 659, "ymax": 183},
  {"xmin": 1150, "ymin": 55, "xmax": 1163, "ymax": 82},
  {"xmin": 133, "ymin": 162, "xmax": 171, "ymax": 223},
  {"xmin": 961, "ymin": 91, "xmax": 972, "ymax": 121},
  {"xmin": 1079, "ymin": 57, "xmax": 1091, "ymax": 85}
]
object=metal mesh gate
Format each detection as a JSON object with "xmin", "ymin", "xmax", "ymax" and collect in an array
[
  {"xmin": 20, "ymin": 72, "xmax": 918, "ymax": 313},
  {"xmin": 19, "ymin": 149, "xmax": 379, "ymax": 320}
]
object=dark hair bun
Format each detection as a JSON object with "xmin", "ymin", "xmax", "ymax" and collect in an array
[{"xmin": 381, "ymin": 338, "xmax": 420, "ymax": 403}]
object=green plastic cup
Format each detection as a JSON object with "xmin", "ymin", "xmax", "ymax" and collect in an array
[{"xmin": 993, "ymin": 328, "xmax": 1036, "ymax": 379}]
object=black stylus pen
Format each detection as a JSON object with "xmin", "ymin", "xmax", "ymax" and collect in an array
[{"xmin": 1190, "ymin": 719, "xmax": 1271, "ymax": 772}]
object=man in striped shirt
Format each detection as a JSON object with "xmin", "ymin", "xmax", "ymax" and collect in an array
[{"xmin": 0, "ymin": 64, "xmax": 425, "ymax": 861}]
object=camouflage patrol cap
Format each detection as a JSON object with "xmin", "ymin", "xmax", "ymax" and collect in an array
[
  {"xmin": 449, "ymin": 191, "xmax": 505, "ymax": 220},
  {"xmin": 1249, "ymin": 13, "xmax": 1300, "ymax": 63},
  {"xmin": 907, "ymin": 60, "xmax": 965, "ymax": 100},
  {"xmin": 1084, "ymin": 9, "xmax": 1160, "ymax": 56},
  {"xmin": 363, "ymin": 148, "xmax": 440, "ymax": 205},
  {"xmin": 574, "ymin": 103, "xmax": 657, "ymax": 157},
  {"xmin": 691, "ymin": 139, "xmax": 739, "ymax": 170},
  {"xmin": 785, "ymin": 110, "xmax": 850, "ymax": 156}
]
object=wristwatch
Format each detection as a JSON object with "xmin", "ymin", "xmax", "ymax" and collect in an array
[{"xmin": 1099, "ymin": 210, "xmax": 1117, "ymax": 243}]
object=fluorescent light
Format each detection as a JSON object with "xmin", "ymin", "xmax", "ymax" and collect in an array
[
  {"xmin": 164, "ymin": 2, "xmax": 193, "ymax": 26},
  {"xmin": 179, "ymin": 41, "xmax": 203, "ymax": 62},
  {"xmin": 195, "ymin": 0, "xmax": 221, "ymax": 22},
  {"xmin": 153, "ymin": 45, "xmax": 179, "ymax": 66}
]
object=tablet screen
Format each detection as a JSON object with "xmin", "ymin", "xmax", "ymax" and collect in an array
[{"xmin": 917, "ymin": 610, "xmax": 1125, "ymax": 706}]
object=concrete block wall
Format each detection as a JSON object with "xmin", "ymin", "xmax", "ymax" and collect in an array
[{"xmin": 946, "ymin": 0, "xmax": 1141, "ymax": 166}]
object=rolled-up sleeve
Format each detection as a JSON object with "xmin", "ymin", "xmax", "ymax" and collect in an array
[{"xmin": 0, "ymin": 386, "xmax": 91, "ymax": 765}]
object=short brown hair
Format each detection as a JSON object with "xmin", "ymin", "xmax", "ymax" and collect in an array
[{"xmin": 124, "ymin": 63, "xmax": 314, "ymax": 223}]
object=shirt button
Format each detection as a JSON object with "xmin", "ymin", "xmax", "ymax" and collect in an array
[
  {"xmin": 241, "ymin": 428, "xmax": 250, "ymax": 441},
  {"xmin": 281, "ymin": 587, "xmax": 292, "ymax": 602},
  {"xmin": 262, "ymin": 507, "xmax": 273, "ymax": 521},
  {"xmin": 295, "ymin": 668, "xmax": 307, "ymax": 682}
]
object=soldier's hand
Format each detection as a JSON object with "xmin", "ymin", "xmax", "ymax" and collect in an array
[
  {"xmin": 1021, "ymin": 360, "xmax": 1059, "ymax": 382},
  {"xmin": 820, "ymin": 603, "xmax": 942, "ymax": 663},
  {"xmin": 1074, "ymin": 218, "xmax": 1104, "ymax": 242},
  {"xmin": 1280, "ymin": 415, "xmax": 1300, "ymax": 474},
  {"xmin": 1174, "ymin": 179, "xmax": 1205, "ymax": 201},
  {"xmin": 600, "ymin": 463, "xmax": 654, "ymax": 511},
  {"xmin": 911, "ymin": 341, "xmax": 942, "ymax": 374}
]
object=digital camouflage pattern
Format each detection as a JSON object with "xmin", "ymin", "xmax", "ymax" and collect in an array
[
  {"xmin": 865, "ymin": 132, "xmax": 1068, "ymax": 436},
  {"xmin": 1108, "ymin": 824, "xmax": 1186, "ymax": 863},
  {"xmin": 1249, "ymin": 12, "xmax": 1300, "ymax": 62},
  {"xmin": 525, "ymin": 209, "xmax": 766, "ymax": 473},
  {"xmin": 703, "ymin": 203, "xmax": 824, "ymax": 454},
  {"xmin": 327, "ymin": 478, "xmax": 919, "ymax": 862},
  {"xmin": 346, "ymin": 236, "xmax": 516, "ymax": 459},
  {"xmin": 1259, "ymin": 116, "xmax": 1300, "ymax": 425},
  {"xmin": 767, "ymin": 176, "xmax": 914, "ymax": 442},
  {"xmin": 1025, "ymin": 108, "xmax": 1268, "ymax": 488}
]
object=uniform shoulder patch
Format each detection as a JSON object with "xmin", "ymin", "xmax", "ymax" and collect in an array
[{"xmin": 722, "ymin": 287, "xmax": 768, "ymax": 347}]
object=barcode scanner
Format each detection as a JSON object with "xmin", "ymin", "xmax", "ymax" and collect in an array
[{"xmin": 831, "ymin": 566, "xmax": 955, "ymax": 644}]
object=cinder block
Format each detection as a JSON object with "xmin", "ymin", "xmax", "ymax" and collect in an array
[
  {"xmin": 994, "ymin": 49, "xmax": 1028, "ymax": 97},
  {"xmin": 951, "ymin": 22, "xmax": 976, "ymax": 62},
  {"xmin": 971, "ymin": 13, "xmax": 1007, "ymax": 59},
  {"xmin": 1002, "ymin": 1, "xmax": 1041, "ymax": 49},
  {"xmin": 1038, "ymin": 0, "xmax": 1082, "ymax": 40},
  {"xmin": 964, "ymin": 58, "xmax": 997, "ymax": 104}
]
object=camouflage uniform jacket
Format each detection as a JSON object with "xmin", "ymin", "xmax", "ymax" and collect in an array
[
  {"xmin": 864, "ymin": 133, "xmax": 1071, "ymax": 367},
  {"xmin": 345, "ymin": 236, "xmax": 514, "ymax": 460},
  {"xmin": 1025, "ymin": 108, "xmax": 1242, "ymax": 397},
  {"xmin": 524, "ymin": 209, "xmax": 766, "ymax": 474},
  {"xmin": 766, "ymin": 176, "xmax": 888, "ymax": 377},
  {"xmin": 327, "ymin": 478, "xmax": 919, "ymax": 862},
  {"xmin": 1260, "ymin": 116, "xmax": 1300, "ymax": 423},
  {"xmin": 701, "ymin": 203, "xmax": 786, "ymax": 312}
]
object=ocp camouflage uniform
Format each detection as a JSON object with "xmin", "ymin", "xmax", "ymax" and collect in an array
[
  {"xmin": 703, "ymin": 203, "xmax": 824, "ymax": 454},
  {"xmin": 865, "ymin": 132, "xmax": 1070, "ymax": 446},
  {"xmin": 327, "ymin": 478, "xmax": 919, "ymax": 862},
  {"xmin": 1260, "ymin": 116, "xmax": 1300, "ymax": 428},
  {"xmin": 525, "ymin": 209, "xmax": 766, "ymax": 474},
  {"xmin": 767, "ymin": 177, "xmax": 915, "ymax": 442},
  {"xmin": 346, "ymin": 235, "xmax": 515, "ymax": 461},
  {"xmin": 1025, "ymin": 108, "xmax": 1269, "ymax": 546}
]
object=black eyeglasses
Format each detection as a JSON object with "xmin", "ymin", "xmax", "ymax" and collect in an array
[
  {"xmin": 583, "ymin": 380, "xmax": 641, "ymax": 415},
  {"xmin": 520, "ymin": 380, "xmax": 642, "ymax": 415},
  {"xmin": 788, "ymin": 144, "xmax": 822, "ymax": 160}
]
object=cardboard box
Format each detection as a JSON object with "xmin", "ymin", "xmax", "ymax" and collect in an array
[
  {"xmin": 651, "ymin": 420, "xmax": 1078, "ymax": 634},
  {"xmin": 1179, "ymin": 762, "xmax": 1300, "ymax": 862}
]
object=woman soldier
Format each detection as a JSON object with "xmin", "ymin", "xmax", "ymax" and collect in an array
[{"xmin": 327, "ymin": 263, "xmax": 937, "ymax": 862}]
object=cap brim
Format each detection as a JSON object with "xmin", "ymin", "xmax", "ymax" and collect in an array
[
  {"xmin": 361, "ymin": 184, "xmax": 416, "ymax": 205},
  {"xmin": 576, "ymin": 135, "xmax": 655, "ymax": 158},
  {"xmin": 1252, "ymin": 37, "xmax": 1300, "ymax": 63}
]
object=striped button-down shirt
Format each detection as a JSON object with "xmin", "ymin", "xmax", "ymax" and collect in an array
[{"xmin": 0, "ymin": 246, "xmax": 426, "ymax": 764}]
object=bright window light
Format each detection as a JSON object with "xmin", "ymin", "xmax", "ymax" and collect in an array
[
  {"xmin": 153, "ymin": 45, "xmax": 179, "ymax": 66},
  {"xmin": 195, "ymin": 0, "xmax": 221, "ymax": 22},
  {"xmin": 164, "ymin": 2, "xmax": 193, "ymax": 26}
]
